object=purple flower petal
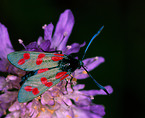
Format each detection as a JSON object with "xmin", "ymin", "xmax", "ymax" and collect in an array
[
  {"xmin": 1, "ymin": 102, "xmax": 9, "ymax": 110},
  {"xmin": 41, "ymin": 91, "xmax": 55, "ymax": 106},
  {"xmin": 72, "ymin": 106, "xmax": 102, "ymax": 118},
  {"xmin": 0, "ymin": 23, "xmax": 14, "ymax": 59},
  {"xmin": 81, "ymin": 85, "xmax": 113, "ymax": 96},
  {"xmin": 51, "ymin": 9, "xmax": 74, "ymax": 50},
  {"xmin": 76, "ymin": 98, "xmax": 91, "ymax": 106},
  {"xmin": 0, "ymin": 107, "xmax": 4, "ymax": 117},
  {"xmin": 0, "ymin": 77, "xmax": 6, "ymax": 90},
  {"xmin": 27, "ymin": 39, "xmax": 51, "ymax": 52},
  {"xmin": 55, "ymin": 105, "xmax": 74, "ymax": 118},
  {"xmin": 44, "ymin": 23, "xmax": 54, "ymax": 41},
  {"xmin": 74, "ymin": 56, "xmax": 105, "ymax": 79},
  {"xmin": 74, "ymin": 71, "xmax": 89, "ymax": 79},
  {"xmin": 0, "ymin": 59, "xmax": 24, "ymax": 74},
  {"xmin": 90, "ymin": 113, "xmax": 102, "ymax": 118},
  {"xmin": 39, "ymin": 40, "xmax": 51, "ymax": 52},
  {"xmin": 90, "ymin": 105, "xmax": 105, "ymax": 116},
  {"xmin": 26, "ymin": 102, "xmax": 34, "ymax": 116},
  {"xmin": 68, "ymin": 91, "xmax": 91, "ymax": 104},
  {"xmin": 26, "ymin": 100, "xmax": 41, "ymax": 118},
  {"xmin": 73, "ymin": 84, "xmax": 85, "ymax": 91},
  {"xmin": 83, "ymin": 56, "xmax": 105, "ymax": 71},
  {"xmin": 64, "ymin": 42, "xmax": 86, "ymax": 55},
  {"xmin": 5, "ymin": 111, "xmax": 20, "ymax": 118},
  {"xmin": 38, "ymin": 108, "xmax": 52, "ymax": 118},
  {"xmin": 8, "ymin": 77, "xmax": 21, "ymax": 89},
  {"xmin": 9, "ymin": 101, "xmax": 21, "ymax": 112},
  {"xmin": 0, "ymin": 23, "xmax": 16, "ymax": 72},
  {"xmin": 6, "ymin": 64, "xmax": 26, "ymax": 75},
  {"xmin": 37, "ymin": 36, "xmax": 43, "ymax": 46},
  {"xmin": 66, "ymin": 82, "xmax": 74, "ymax": 93},
  {"xmin": 7, "ymin": 75, "xmax": 17, "ymax": 81},
  {"xmin": 0, "ymin": 59, "xmax": 9, "ymax": 72},
  {"xmin": 0, "ymin": 92, "xmax": 17, "ymax": 103},
  {"xmin": 79, "ymin": 104, "xmax": 105, "ymax": 116},
  {"xmin": 25, "ymin": 41, "xmax": 42, "ymax": 51},
  {"xmin": 62, "ymin": 96, "xmax": 72, "ymax": 106}
]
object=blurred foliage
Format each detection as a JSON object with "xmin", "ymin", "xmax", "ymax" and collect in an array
[{"xmin": 0, "ymin": 0, "xmax": 145, "ymax": 118}]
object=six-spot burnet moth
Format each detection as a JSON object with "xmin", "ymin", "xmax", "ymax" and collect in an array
[{"xmin": 7, "ymin": 26, "xmax": 109, "ymax": 103}]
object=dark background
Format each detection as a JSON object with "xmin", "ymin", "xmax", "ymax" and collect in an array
[{"xmin": 0, "ymin": 0, "xmax": 145, "ymax": 118}]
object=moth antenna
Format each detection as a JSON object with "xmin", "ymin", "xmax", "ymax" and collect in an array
[
  {"xmin": 18, "ymin": 39, "xmax": 27, "ymax": 49},
  {"xmin": 82, "ymin": 26, "xmax": 104, "ymax": 60},
  {"xmin": 82, "ymin": 66, "xmax": 109, "ymax": 95}
]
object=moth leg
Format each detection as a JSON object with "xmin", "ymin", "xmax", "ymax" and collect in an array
[
  {"xmin": 70, "ymin": 74, "xmax": 74, "ymax": 82},
  {"xmin": 66, "ymin": 74, "xmax": 76, "ymax": 92},
  {"xmin": 66, "ymin": 74, "xmax": 75, "ymax": 85}
]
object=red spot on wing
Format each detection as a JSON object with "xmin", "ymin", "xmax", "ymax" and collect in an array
[
  {"xmin": 24, "ymin": 86, "xmax": 39, "ymax": 95},
  {"xmin": 23, "ymin": 53, "xmax": 30, "ymax": 60},
  {"xmin": 24, "ymin": 86, "xmax": 33, "ymax": 92},
  {"xmin": 18, "ymin": 58, "xmax": 25, "ymax": 65},
  {"xmin": 60, "ymin": 74, "xmax": 69, "ymax": 81},
  {"xmin": 41, "ymin": 77, "xmax": 53, "ymax": 87},
  {"xmin": 45, "ymin": 82, "xmax": 53, "ymax": 87},
  {"xmin": 38, "ymin": 68, "xmax": 49, "ymax": 74},
  {"xmin": 18, "ymin": 53, "xmax": 30, "ymax": 65},
  {"xmin": 55, "ymin": 72, "xmax": 67, "ymax": 79},
  {"xmin": 54, "ymin": 54, "xmax": 64, "ymax": 56},
  {"xmin": 51, "ymin": 56, "xmax": 63, "ymax": 61},
  {"xmin": 41, "ymin": 77, "xmax": 48, "ymax": 84},
  {"xmin": 36, "ymin": 53, "xmax": 46, "ymax": 65},
  {"xmin": 36, "ymin": 58, "xmax": 43, "ymax": 65},
  {"xmin": 32, "ymin": 88, "xmax": 39, "ymax": 95},
  {"xmin": 38, "ymin": 53, "xmax": 45, "ymax": 58}
]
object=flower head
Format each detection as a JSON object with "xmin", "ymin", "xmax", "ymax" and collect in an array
[{"xmin": 0, "ymin": 9, "xmax": 113, "ymax": 118}]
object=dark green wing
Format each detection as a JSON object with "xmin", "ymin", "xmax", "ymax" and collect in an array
[
  {"xmin": 18, "ymin": 68, "xmax": 70, "ymax": 103},
  {"xmin": 7, "ymin": 51, "xmax": 65, "ymax": 71}
]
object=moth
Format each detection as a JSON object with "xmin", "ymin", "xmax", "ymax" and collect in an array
[{"xmin": 7, "ymin": 26, "xmax": 109, "ymax": 103}]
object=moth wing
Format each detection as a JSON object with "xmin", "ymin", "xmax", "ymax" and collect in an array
[
  {"xmin": 7, "ymin": 51, "xmax": 65, "ymax": 71},
  {"xmin": 18, "ymin": 68, "xmax": 70, "ymax": 103}
]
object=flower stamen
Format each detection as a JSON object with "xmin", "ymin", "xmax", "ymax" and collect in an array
[
  {"xmin": 72, "ymin": 77, "xmax": 77, "ymax": 82},
  {"xmin": 63, "ymin": 32, "xmax": 68, "ymax": 37},
  {"xmin": 66, "ymin": 115, "xmax": 72, "ymax": 118},
  {"xmin": 3, "ymin": 110, "xmax": 6, "ymax": 115},
  {"xmin": 42, "ymin": 24, "xmax": 47, "ymax": 29},
  {"xmin": 18, "ymin": 39, "xmax": 27, "ymax": 49},
  {"xmin": 94, "ymin": 56, "xmax": 99, "ymax": 60},
  {"xmin": 82, "ymin": 70, "xmax": 87, "ymax": 74},
  {"xmin": 41, "ymin": 108, "xmax": 45, "ymax": 112},
  {"xmin": 34, "ymin": 106, "xmax": 37, "ymax": 110},
  {"xmin": 67, "ymin": 45, "xmax": 72, "ymax": 50},
  {"xmin": 75, "ymin": 97, "xmax": 79, "ymax": 102},
  {"xmin": 37, "ymin": 96, "xmax": 41, "ymax": 100},
  {"xmin": 90, "ymin": 95, "xmax": 94, "ymax": 100},
  {"xmin": 47, "ymin": 108, "xmax": 55, "ymax": 114},
  {"xmin": 6, "ymin": 75, "xmax": 17, "ymax": 81}
]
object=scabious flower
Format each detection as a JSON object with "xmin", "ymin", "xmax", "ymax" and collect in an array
[{"xmin": 0, "ymin": 9, "xmax": 113, "ymax": 118}]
